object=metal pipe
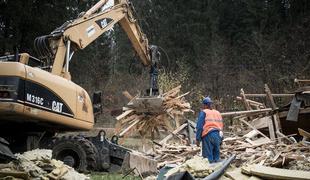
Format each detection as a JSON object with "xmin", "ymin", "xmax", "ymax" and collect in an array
[
  {"xmin": 65, "ymin": 40, "xmax": 71, "ymax": 72},
  {"xmin": 84, "ymin": 0, "xmax": 108, "ymax": 18},
  {"xmin": 69, "ymin": 51, "xmax": 74, "ymax": 62}
]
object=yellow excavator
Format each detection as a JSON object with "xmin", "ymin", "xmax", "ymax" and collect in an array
[{"xmin": 0, "ymin": 0, "xmax": 160, "ymax": 174}]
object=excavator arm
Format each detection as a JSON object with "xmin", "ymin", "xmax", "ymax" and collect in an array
[{"xmin": 41, "ymin": 0, "xmax": 153, "ymax": 78}]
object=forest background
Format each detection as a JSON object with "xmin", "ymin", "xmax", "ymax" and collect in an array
[{"xmin": 1, "ymin": 0, "xmax": 310, "ymax": 125}]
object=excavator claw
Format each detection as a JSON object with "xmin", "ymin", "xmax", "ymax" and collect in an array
[
  {"xmin": 126, "ymin": 45, "xmax": 164, "ymax": 113},
  {"xmin": 127, "ymin": 96, "xmax": 164, "ymax": 113}
]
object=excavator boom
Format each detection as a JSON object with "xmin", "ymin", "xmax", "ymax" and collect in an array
[
  {"xmin": 35, "ymin": 0, "xmax": 152, "ymax": 78},
  {"xmin": 0, "ymin": 0, "xmax": 160, "ymax": 174}
]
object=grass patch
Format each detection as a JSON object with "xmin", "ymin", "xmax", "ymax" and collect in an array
[{"xmin": 90, "ymin": 172, "xmax": 140, "ymax": 180}]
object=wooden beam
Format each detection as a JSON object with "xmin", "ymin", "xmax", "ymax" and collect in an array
[
  {"xmin": 267, "ymin": 116, "xmax": 276, "ymax": 140},
  {"xmin": 236, "ymin": 96, "xmax": 265, "ymax": 107},
  {"xmin": 242, "ymin": 164, "xmax": 310, "ymax": 180},
  {"xmin": 244, "ymin": 94, "xmax": 294, "ymax": 97},
  {"xmin": 122, "ymin": 91, "xmax": 134, "ymax": 100},
  {"xmin": 264, "ymin": 84, "xmax": 282, "ymax": 139},
  {"xmin": 264, "ymin": 84, "xmax": 277, "ymax": 109},
  {"xmin": 240, "ymin": 88, "xmax": 251, "ymax": 110},
  {"xmin": 116, "ymin": 109, "xmax": 134, "ymax": 121},
  {"xmin": 221, "ymin": 108, "xmax": 272, "ymax": 117}
]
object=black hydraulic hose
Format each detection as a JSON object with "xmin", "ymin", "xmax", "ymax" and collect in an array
[{"xmin": 203, "ymin": 154, "xmax": 236, "ymax": 180}]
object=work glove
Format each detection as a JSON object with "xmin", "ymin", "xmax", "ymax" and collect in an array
[
  {"xmin": 219, "ymin": 131, "xmax": 223, "ymax": 138},
  {"xmin": 219, "ymin": 131, "xmax": 224, "ymax": 146}
]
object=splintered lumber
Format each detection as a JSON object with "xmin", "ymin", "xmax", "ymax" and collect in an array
[
  {"xmin": 116, "ymin": 85, "xmax": 193, "ymax": 139},
  {"xmin": 242, "ymin": 165, "xmax": 310, "ymax": 180}
]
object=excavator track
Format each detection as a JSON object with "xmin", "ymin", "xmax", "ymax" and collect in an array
[{"xmin": 51, "ymin": 135, "xmax": 97, "ymax": 172}]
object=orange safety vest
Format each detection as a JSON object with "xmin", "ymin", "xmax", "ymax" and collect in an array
[{"xmin": 202, "ymin": 109, "xmax": 223, "ymax": 137}]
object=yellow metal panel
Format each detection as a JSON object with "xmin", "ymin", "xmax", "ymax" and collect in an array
[{"xmin": 0, "ymin": 62, "xmax": 26, "ymax": 78}]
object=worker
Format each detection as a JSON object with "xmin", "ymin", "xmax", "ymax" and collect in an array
[{"xmin": 196, "ymin": 97, "xmax": 223, "ymax": 163}]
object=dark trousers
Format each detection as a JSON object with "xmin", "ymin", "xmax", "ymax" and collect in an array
[{"xmin": 202, "ymin": 130, "xmax": 221, "ymax": 163}]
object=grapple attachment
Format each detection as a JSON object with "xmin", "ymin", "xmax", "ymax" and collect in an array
[{"xmin": 127, "ymin": 96, "xmax": 164, "ymax": 113}]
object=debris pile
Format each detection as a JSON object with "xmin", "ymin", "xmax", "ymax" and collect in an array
[
  {"xmin": 222, "ymin": 137, "xmax": 310, "ymax": 170},
  {"xmin": 0, "ymin": 149, "xmax": 88, "ymax": 180},
  {"xmin": 153, "ymin": 144, "xmax": 200, "ymax": 168},
  {"xmin": 116, "ymin": 85, "xmax": 193, "ymax": 139}
]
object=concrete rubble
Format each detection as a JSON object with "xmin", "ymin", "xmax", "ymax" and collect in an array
[{"xmin": 0, "ymin": 149, "xmax": 89, "ymax": 180}]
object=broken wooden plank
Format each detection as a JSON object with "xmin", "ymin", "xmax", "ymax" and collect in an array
[
  {"xmin": 242, "ymin": 164, "xmax": 310, "ymax": 180},
  {"xmin": 118, "ymin": 119, "xmax": 139, "ymax": 137},
  {"xmin": 122, "ymin": 91, "xmax": 134, "ymax": 100},
  {"xmin": 298, "ymin": 128, "xmax": 310, "ymax": 140},
  {"xmin": 116, "ymin": 109, "xmax": 134, "ymax": 121},
  {"xmin": 225, "ymin": 168, "xmax": 252, "ymax": 180},
  {"xmin": 236, "ymin": 96, "xmax": 265, "ymax": 108}
]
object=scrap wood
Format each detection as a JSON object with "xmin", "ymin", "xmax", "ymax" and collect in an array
[
  {"xmin": 239, "ymin": 118, "xmax": 270, "ymax": 140},
  {"xmin": 152, "ymin": 142, "xmax": 200, "ymax": 168},
  {"xmin": 225, "ymin": 168, "xmax": 261, "ymax": 180},
  {"xmin": 116, "ymin": 85, "xmax": 192, "ymax": 140},
  {"xmin": 298, "ymin": 128, "xmax": 310, "ymax": 141},
  {"xmin": 236, "ymin": 96, "xmax": 266, "ymax": 109},
  {"xmin": 221, "ymin": 108, "xmax": 272, "ymax": 117},
  {"xmin": 122, "ymin": 91, "xmax": 134, "ymax": 100},
  {"xmin": 221, "ymin": 133, "xmax": 310, "ymax": 170},
  {"xmin": 241, "ymin": 164, "xmax": 310, "ymax": 180}
]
